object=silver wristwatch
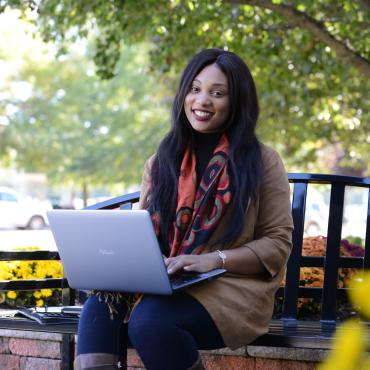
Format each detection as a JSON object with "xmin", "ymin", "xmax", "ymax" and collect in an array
[{"xmin": 217, "ymin": 250, "xmax": 227, "ymax": 269}]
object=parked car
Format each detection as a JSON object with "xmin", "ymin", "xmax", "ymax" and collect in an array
[{"xmin": 0, "ymin": 186, "xmax": 52, "ymax": 229}]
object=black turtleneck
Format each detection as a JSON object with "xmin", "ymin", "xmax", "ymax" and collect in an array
[{"xmin": 193, "ymin": 131, "xmax": 222, "ymax": 186}]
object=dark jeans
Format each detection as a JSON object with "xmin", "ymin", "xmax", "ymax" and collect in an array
[{"xmin": 77, "ymin": 292, "xmax": 225, "ymax": 370}]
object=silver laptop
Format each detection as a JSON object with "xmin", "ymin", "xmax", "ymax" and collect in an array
[{"xmin": 47, "ymin": 210, "xmax": 226, "ymax": 295}]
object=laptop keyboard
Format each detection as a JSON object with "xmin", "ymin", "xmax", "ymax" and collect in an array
[{"xmin": 169, "ymin": 273, "xmax": 203, "ymax": 289}]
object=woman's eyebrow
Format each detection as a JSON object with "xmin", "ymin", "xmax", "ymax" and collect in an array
[{"xmin": 193, "ymin": 79, "xmax": 227, "ymax": 88}]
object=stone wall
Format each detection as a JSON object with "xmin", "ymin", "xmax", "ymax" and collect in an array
[
  {"xmin": 0, "ymin": 329, "xmax": 326, "ymax": 369},
  {"xmin": 127, "ymin": 345, "xmax": 325, "ymax": 369},
  {"xmin": 0, "ymin": 329, "xmax": 63, "ymax": 370}
]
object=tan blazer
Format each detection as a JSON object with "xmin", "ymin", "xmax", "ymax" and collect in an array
[{"xmin": 138, "ymin": 144, "xmax": 293, "ymax": 349}]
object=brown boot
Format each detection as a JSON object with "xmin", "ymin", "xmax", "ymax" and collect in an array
[
  {"xmin": 187, "ymin": 354, "xmax": 205, "ymax": 370},
  {"xmin": 74, "ymin": 353, "xmax": 126, "ymax": 369}
]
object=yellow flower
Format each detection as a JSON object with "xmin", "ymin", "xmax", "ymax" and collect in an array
[
  {"xmin": 33, "ymin": 291, "xmax": 42, "ymax": 299},
  {"xmin": 34, "ymin": 265, "xmax": 46, "ymax": 279},
  {"xmin": 32, "ymin": 260, "xmax": 63, "ymax": 279},
  {"xmin": 18, "ymin": 262, "xmax": 33, "ymax": 279},
  {"xmin": 348, "ymin": 271, "xmax": 370, "ymax": 320},
  {"xmin": 0, "ymin": 262, "xmax": 9, "ymax": 280},
  {"xmin": 318, "ymin": 319, "xmax": 366, "ymax": 370},
  {"xmin": 41, "ymin": 289, "xmax": 52, "ymax": 298},
  {"xmin": 7, "ymin": 291, "xmax": 17, "ymax": 300},
  {"xmin": 36, "ymin": 299, "xmax": 44, "ymax": 307}
]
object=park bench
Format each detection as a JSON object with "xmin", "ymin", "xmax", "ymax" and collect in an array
[{"xmin": 0, "ymin": 173, "xmax": 369, "ymax": 369}]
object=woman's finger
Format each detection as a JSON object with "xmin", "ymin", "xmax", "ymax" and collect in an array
[
  {"xmin": 183, "ymin": 264, "xmax": 200, "ymax": 272},
  {"xmin": 165, "ymin": 255, "xmax": 208, "ymax": 274},
  {"xmin": 167, "ymin": 258, "xmax": 185, "ymax": 274}
]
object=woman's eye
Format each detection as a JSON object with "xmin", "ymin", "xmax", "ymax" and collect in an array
[
  {"xmin": 212, "ymin": 91, "xmax": 224, "ymax": 97},
  {"xmin": 190, "ymin": 86, "xmax": 200, "ymax": 93}
]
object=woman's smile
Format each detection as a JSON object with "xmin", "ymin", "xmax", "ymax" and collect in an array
[{"xmin": 191, "ymin": 109, "xmax": 214, "ymax": 121}]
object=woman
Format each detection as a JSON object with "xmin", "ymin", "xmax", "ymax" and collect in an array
[{"xmin": 75, "ymin": 48, "xmax": 293, "ymax": 370}]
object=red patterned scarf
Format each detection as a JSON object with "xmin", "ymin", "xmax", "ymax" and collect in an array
[{"xmin": 158, "ymin": 133, "xmax": 232, "ymax": 256}]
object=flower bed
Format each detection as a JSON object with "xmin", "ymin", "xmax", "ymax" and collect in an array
[
  {"xmin": 274, "ymin": 236, "xmax": 365, "ymax": 319},
  {"xmin": 0, "ymin": 247, "xmax": 63, "ymax": 308}
]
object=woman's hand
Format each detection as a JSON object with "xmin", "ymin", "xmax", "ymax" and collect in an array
[{"xmin": 164, "ymin": 253, "xmax": 220, "ymax": 274}]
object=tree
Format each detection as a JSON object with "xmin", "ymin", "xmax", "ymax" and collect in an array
[
  {"xmin": 1, "ymin": 0, "xmax": 369, "ymax": 175},
  {"xmin": 0, "ymin": 12, "xmax": 170, "ymax": 197}
]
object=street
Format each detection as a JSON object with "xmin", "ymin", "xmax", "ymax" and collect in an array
[{"xmin": 0, "ymin": 228, "xmax": 57, "ymax": 251}]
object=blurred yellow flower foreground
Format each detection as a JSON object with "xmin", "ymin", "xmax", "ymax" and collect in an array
[{"xmin": 319, "ymin": 271, "xmax": 370, "ymax": 370}]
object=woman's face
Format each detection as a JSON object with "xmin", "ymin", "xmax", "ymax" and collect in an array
[{"xmin": 184, "ymin": 63, "xmax": 230, "ymax": 134}]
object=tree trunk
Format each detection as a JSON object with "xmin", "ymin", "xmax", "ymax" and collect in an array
[{"xmin": 82, "ymin": 181, "xmax": 88, "ymax": 208}]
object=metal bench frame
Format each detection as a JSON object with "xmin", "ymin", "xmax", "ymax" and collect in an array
[{"xmin": 1, "ymin": 173, "xmax": 369, "ymax": 369}]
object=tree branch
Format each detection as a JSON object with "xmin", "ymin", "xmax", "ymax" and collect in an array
[
  {"xmin": 224, "ymin": 0, "xmax": 370, "ymax": 77},
  {"xmin": 360, "ymin": 0, "xmax": 370, "ymax": 12}
]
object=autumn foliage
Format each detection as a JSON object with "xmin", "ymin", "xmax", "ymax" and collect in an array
[{"xmin": 278, "ymin": 236, "xmax": 365, "ymax": 317}]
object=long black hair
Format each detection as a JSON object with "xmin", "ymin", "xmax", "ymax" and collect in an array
[{"xmin": 147, "ymin": 48, "xmax": 262, "ymax": 254}]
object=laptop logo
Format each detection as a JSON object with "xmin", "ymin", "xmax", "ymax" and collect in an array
[{"xmin": 99, "ymin": 249, "xmax": 115, "ymax": 255}]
